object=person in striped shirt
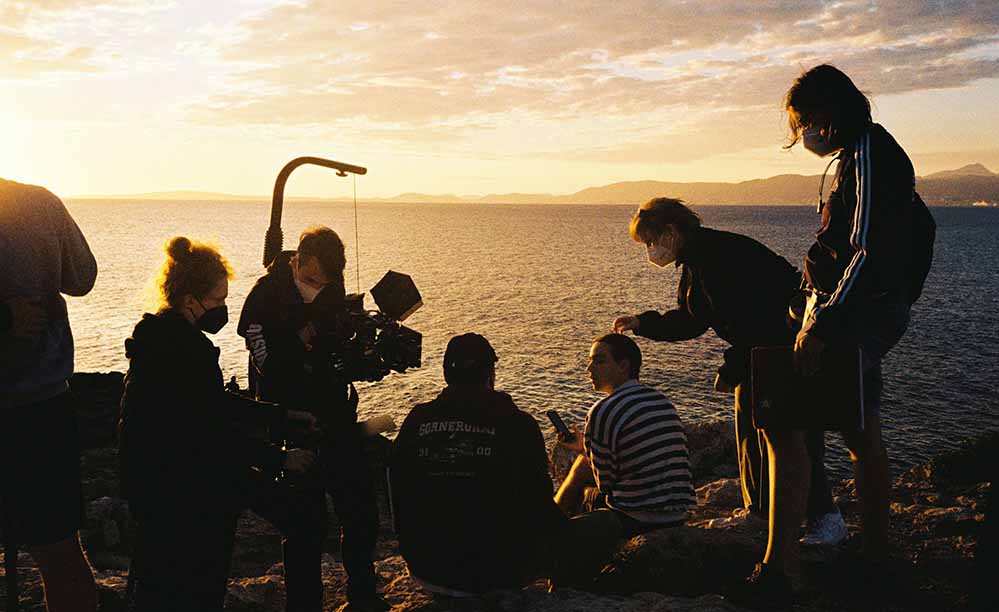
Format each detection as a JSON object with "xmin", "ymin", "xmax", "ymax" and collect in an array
[{"xmin": 556, "ymin": 333, "xmax": 696, "ymax": 536}]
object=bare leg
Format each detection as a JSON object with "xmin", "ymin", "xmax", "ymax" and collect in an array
[
  {"xmin": 761, "ymin": 429, "xmax": 810, "ymax": 572},
  {"xmin": 28, "ymin": 534, "xmax": 97, "ymax": 612},
  {"xmin": 842, "ymin": 414, "xmax": 890, "ymax": 561},
  {"xmin": 555, "ymin": 455, "xmax": 594, "ymax": 516}
]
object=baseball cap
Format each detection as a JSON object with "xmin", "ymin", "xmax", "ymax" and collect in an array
[{"xmin": 443, "ymin": 333, "xmax": 498, "ymax": 371}]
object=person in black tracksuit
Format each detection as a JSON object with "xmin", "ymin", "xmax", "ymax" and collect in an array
[
  {"xmin": 732, "ymin": 64, "xmax": 935, "ymax": 608},
  {"xmin": 118, "ymin": 237, "xmax": 314, "ymax": 612},
  {"xmin": 613, "ymin": 198, "xmax": 841, "ymax": 531},
  {"xmin": 237, "ymin": 227, "xmax": 387, "ymax": 612}
]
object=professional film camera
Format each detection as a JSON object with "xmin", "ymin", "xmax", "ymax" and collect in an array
[
  {"xmin": 263, "ymin": 156, "xmax": 423, "ymax": 384},
  {"xmin": 312, "ymin": 272, "xmax": 423, "ymax": 383}
]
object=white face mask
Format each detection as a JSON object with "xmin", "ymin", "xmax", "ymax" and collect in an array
[
  {"xmin": 647, "ymin": 232, "xmax": 678, "ymax": 267},
  {"xmin": 295, "ymin": 278, "xmax": 321, "ymax": 303},
  {"xmin": 802, "ymin": 127, "xmax": 839, "ymax": 157}
]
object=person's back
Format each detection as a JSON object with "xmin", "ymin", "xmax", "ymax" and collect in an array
[
  {"xmin": 393, "ymin": 384, "xmax": 564, "ymax": 592},
  {"xmin": 0, "ymin": 178, "xmax": 97, "ymax": 404},
  {"xmin": 0, "ymin": 177, "xmax": 98, "ymax": 612}
]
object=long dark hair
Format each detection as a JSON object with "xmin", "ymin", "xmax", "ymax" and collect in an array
[{"xmin": 783, "ymin": 64, "xmax": 872, "ymax": 149}]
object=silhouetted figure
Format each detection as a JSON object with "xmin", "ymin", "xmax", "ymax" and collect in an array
[
  {"xmin": 732, "ymin": 64, "xmax": 936, "ymax": 609},
  {"xmin": 118, "ymin": 237, "xmax": 314, "ymax": 611},
  {"xmin": 393, "ymin": 333, "xmax": 621, "ymax": 594},
  {"xmin": 1, "ymin": 178, "xmax": 98, "ymax": 612},
  {"xmin": 237, "ymin": 226, "xmax": 387, "ymax": 612}
]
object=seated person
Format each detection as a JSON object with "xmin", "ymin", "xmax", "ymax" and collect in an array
[
  {"xmin": 557, "ymin": 333, "xmax": 697, "ymax": 536},
  {"xmin": 391, "ymin": 333, "xmax": 621, "ymax": 595}
]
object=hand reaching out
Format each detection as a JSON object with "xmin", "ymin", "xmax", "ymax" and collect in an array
[{"xmin": 612, "ymin": 315, "xmax": 640, "ymax": 334}]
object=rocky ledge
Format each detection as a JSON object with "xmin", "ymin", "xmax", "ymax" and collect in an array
[{"xmin": 1, "ymin": 373, "xmax": 995, "ymax": 611}]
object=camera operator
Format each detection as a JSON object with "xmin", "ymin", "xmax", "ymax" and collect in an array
[
  {"xmin": 118, "ymin": 237, "xmax": 316, "ymax": 611},
  {"xmin": 237, "ymin": 226, "xmax": 387, "ymax": 612}
]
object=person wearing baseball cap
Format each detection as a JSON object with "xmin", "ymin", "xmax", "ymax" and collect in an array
[{"xmin": 391, "ymin": 333, "xmax": 620, "ymax": 595}]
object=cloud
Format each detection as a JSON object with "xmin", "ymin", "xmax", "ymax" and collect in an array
[
  {"xmin": 186, "ymin": 0, "xmax": 998, "ymax": 151},
  {"xmin": 0, "ymin": 0, "xmax": 175, "ymax": 78}
]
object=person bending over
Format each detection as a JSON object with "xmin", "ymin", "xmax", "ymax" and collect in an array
[
  {"xmin": 392, "ymin": 334, "xmax": 621, "ymax": 595},
  {"xmin": 118, "ymin": 237, "xmax": 315, "ymax": 611},
  {"xmin": 613, "ymin": 197, "xmax": 845, "ymax": 546},
  {"xmin": 237, "ymin": 226, "xmax": 387, "ymax": 612},
  {"xmin": 0, "ymin": 178, "xmax": 98, "ymax": 612},
  {"xmin": 556, "ymin": 333, "xmax": 697, "ymax": 536}
]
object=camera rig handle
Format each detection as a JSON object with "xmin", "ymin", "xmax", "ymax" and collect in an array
[{"xmin": 263, "ymin": 156, "xmax": 367, "ymax": 267}]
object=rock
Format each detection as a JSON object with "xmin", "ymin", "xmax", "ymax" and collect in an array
[
  {"xmin": 694, "ymin": 478, "xmax": 743, "ymax": 514},
  {"xmin": 595, "ymin": 525, "xmax": 762, "ymax": 597},
  {"xmin": 905, "ymin": 505, "xmax": 981, "ymax": 534},
  {"xmin": 683, "ymin": 417, "xmax": 736, "ymax": 485},
  {"xmin": 82, "ymin": 496, "xmax": 130, "ymax": 552},
  {"xmin": 226, "ymin": 575, "xmax": 286, "ymax": 612},
  {"xmin": 375, "ymin": 553, "xmax": 751, "ymax": 612}
]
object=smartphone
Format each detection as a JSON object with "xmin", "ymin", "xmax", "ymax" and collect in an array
[{"xmin": 545, "ymin": 410, "xmax": 571, "ymax": 436}]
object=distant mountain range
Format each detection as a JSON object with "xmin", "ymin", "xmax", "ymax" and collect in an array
[{"xmin": 75, "ymin": 163, "xmax": 999, "ymax": 206}]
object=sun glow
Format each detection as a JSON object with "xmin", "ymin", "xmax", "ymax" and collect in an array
[{"xmin": 0, "ymin": 110, "xmax": 25, "ymax": 177}]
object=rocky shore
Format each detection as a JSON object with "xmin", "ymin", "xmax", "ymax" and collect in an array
[{"xmin": 1, "ymin": 373, "xmax": 994, "ymax": 611}]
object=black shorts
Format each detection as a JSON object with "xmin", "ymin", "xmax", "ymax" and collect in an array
[{"xmin": 1, "ymin": 391, "xmax": 85, "ymax": 546}]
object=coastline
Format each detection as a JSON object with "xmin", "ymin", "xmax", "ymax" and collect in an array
[{"xmin": 2, "ymin": 372, "xmax": 994, "ymax": 611}]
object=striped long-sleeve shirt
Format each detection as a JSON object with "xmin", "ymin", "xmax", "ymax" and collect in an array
[{"xmin": 584, "ymin": 380, "xmax": 696, "ymax": 523}]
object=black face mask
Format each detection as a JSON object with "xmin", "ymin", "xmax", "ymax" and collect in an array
[{"xmin": 194, "ymin": 299, "xmax": 228, "ymax": 334}]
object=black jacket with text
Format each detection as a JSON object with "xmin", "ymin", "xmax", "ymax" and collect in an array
[
  {"xmin": 391, "ymin": 386, "xmax": 566, "ymax": 592},
  {"xmin": 237, "ymin": 251, "xmax": 355, "ymax": 427}
]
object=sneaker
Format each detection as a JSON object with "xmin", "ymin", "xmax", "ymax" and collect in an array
[
  {"xmin": 800, "ymin": 511, "xmax": 848, "ymax": 546},
  {"xmin": 727, "ymin": 562, "xmax": 793, "ymax": 610}
]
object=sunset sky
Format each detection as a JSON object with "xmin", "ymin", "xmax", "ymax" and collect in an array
[{"xmin": 5, "ymin": 0, "xmax": 999, "ymax": 199}]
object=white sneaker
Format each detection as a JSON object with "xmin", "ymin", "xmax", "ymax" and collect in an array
[{"xmin": 800, "ymin": 511, "xmax": 848, "ymax": 546}]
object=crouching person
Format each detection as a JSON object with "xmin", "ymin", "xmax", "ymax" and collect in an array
[
  {"xmin": 391, "ymin": 334, "xmax": 621, "ymax": 595},
  {"xmin": 556, "ymin": 334, "xmax": 697, "ymax": 536}
]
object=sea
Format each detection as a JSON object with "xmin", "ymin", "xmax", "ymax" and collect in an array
[{"xmin": 63, "ymin": 199, "xmax": 999, "ymax": 478}]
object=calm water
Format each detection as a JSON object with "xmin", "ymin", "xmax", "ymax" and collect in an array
[{"xmin": 64, "ymin": 200, "xmax": 999, "ymax": 477}]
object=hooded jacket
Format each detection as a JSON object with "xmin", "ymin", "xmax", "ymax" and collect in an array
[
  {"xmin": 391, "ymin": 386, "xmax": 566, "ymax": 592},
  {"xmin": 118, "ymin": 309, "xmax": 286, "ymax": 516},
  {"xmin": 237, "ymin": 251, "xmax": 354, "ymax": 427},
  {"xmin": 636, "ymin": 226, "xmax": 801, "ymax": 387}
]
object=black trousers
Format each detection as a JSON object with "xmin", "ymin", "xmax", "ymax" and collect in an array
[
  {"xmin": 126, "ymin": 510, "xmax": 238, "ymax": 612},
  {"xmin": 251, "ymin": 427, "xmax": 380, "ymax": 609}
]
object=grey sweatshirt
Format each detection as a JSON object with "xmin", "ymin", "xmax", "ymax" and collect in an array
[{"xmin": 1, "ymin": 178, "xmax": 97, "ymax": 408}]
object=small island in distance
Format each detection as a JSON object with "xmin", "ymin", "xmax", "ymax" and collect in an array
[{"xmin": 75, "ymin": 163, "xmax": 999, "ymax": 207}]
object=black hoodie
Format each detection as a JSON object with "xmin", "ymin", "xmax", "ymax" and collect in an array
[
  {"xmin": 237, "ymin": 250, "xmax": 354, "ymax": 427},
  {"xmin": 118, "ymin": 309, "xmax": 286, "ymax": 517}
]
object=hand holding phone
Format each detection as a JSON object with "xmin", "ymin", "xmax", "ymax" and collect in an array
[{"xmin": 545, "ymin": 409, "xmax": 571, "ymax": 436}]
